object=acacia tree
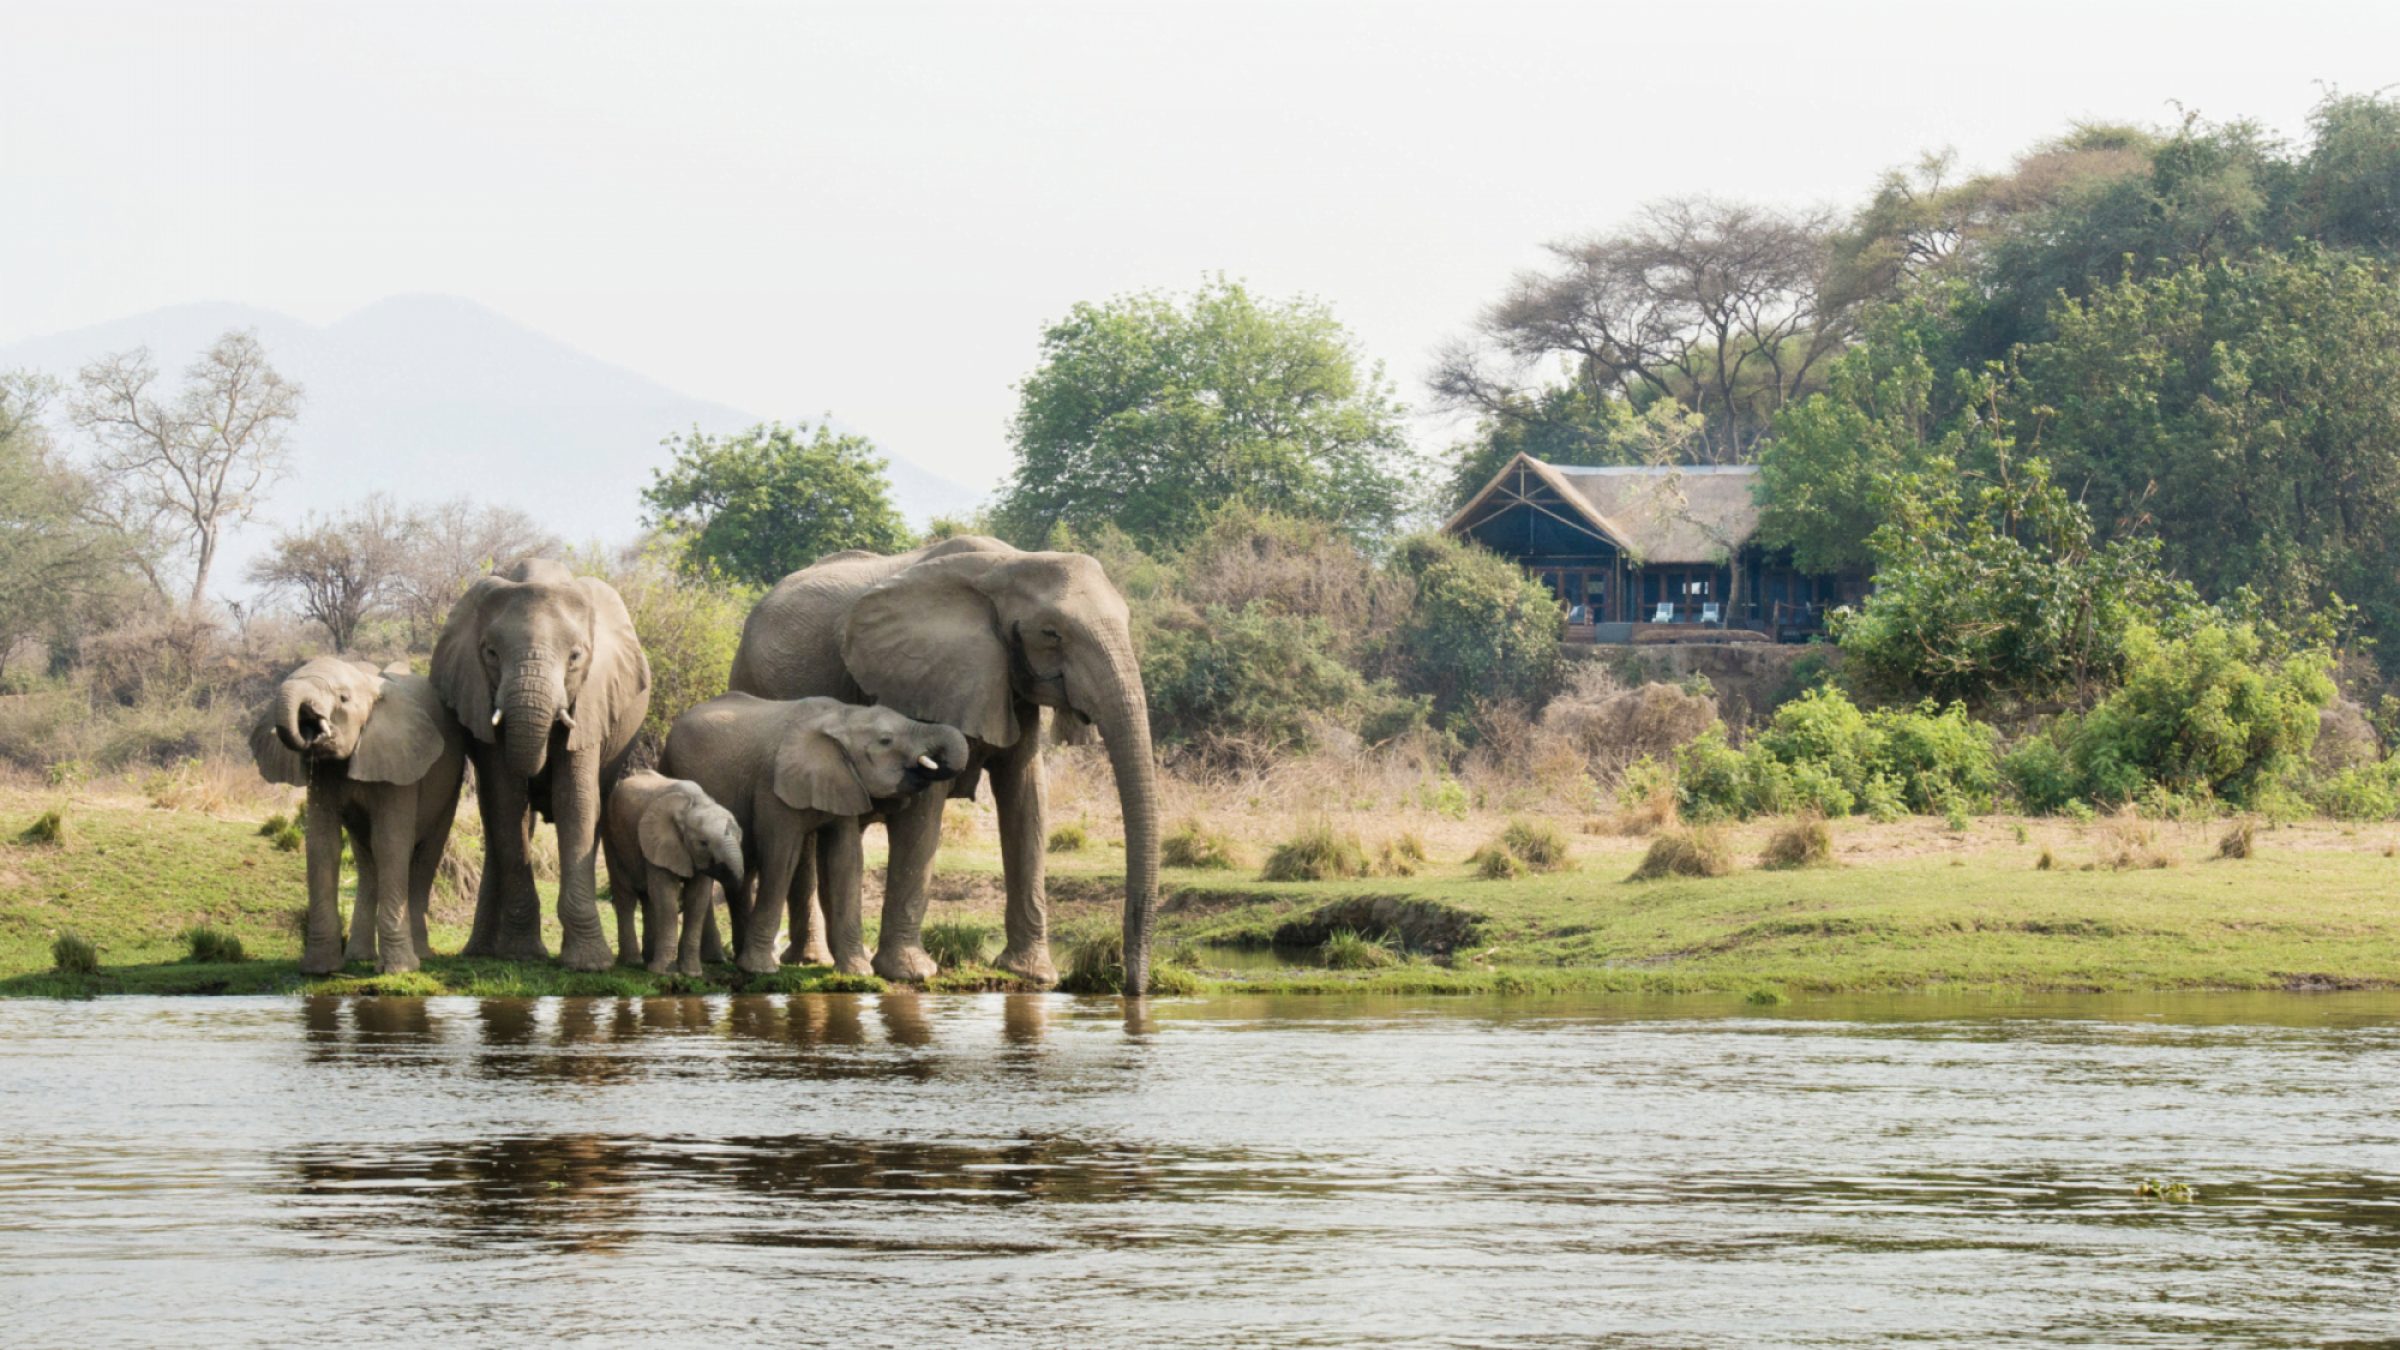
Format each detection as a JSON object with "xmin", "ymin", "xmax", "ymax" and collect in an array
[
  {"xmin": 71, "ymin": 330, "xmax": 300, "ymax": 612},
  {"xmin": 642, "ymin": 421, "xmax": 909, "ymax": 587},
  {"xmin": 995, "ymin": 278, "xmax": 1412, "ymax": 549},
  {"xmin": 1435, "ymin": 197, "xmax": 1857, "ymax": 463},
  {"xmin": 388, "ymin": 498, "xmax": 562, "ymax": 647},
  {"xmin": 246, "ymin": 495, "xmax": 409, "ymax": 652}
]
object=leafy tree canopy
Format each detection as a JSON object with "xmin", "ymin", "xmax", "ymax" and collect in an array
[
  {"xmin": 994, "ymin": 278, "xmax": 1412, "ymax": 550},
  {"xmin": 642, "ymin": 421, "xmax": 911, "ymax": 588}
]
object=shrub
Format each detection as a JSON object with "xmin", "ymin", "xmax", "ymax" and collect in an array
[
  {"xmin": 180, "ymin": 926, "xmax": 246, "ymax": 964},
  {"xmin": 1261, "ymin": 820, "xmax": 1371, "ymax": 881},
  {"xmin": 921, "ymin": 921, "xmax": 997, "ymax": 968},
  {"xmin": 1673, "ymin": 690, "xmax": 1999, "ymax": 822},
  {"xmin": 2308, "ymin": 761, "xmax": 2400, "ymax": 822},
  {"xmin": 2068, "ymin": 623, "xmax": 2333, "ymax": 809},
  {"xmin": 1600, "ymin": 756, "xmax": 1679, "ymax": 834},
  {"xmin": 1627, "ymin": 826, "xmax": 1734, "ymax": 881},
  {"xmin": 51, "ymin": 931, "xmax": 98, "ymax": 975},
  {"xmin": 271, "ymin": 822, "xmax": 304, "ymax": 852},
  {"xmin": 20, "ymin": 809, "xmax": 65, "ymax": 846},
  {"xmin": 1144, "ymin": 601, "xmax": 1409, "ymax": 760},
  {"xmin": 1162, "ymin": 817, "xmax": 1241, "ymax": 870},
  {"xmin": 257, "ymin": 813, "xmax": 290, "ymax": 838},
  {"xmin": 2002, "ymin": 735, "xmax": 2077, "ymax": 814},
  {"xmin": 1760, "ymin": 815, "xmax": 1834, "ymax": 870},
  {"xmin": 1318, "ymin": 927, "xmax": 1400, "ymax": 970},
  {"xmin": 2216, "ymin": 819, "xmax": 2256, "ymax": 861},
  {"xmin": 1541, "ymin": 666, "xmax": 1717, "ymax": 780},
  {"xmin": 1498, "ymin": 818, "xmax": 1575, "ymax": 872},
  {"xmin": 1046, "ymin": 822, "xmax": 1091, "ymax": 853},
  {"xmin": 1386, "ymin": 533, "xmax": 1562, "ymax": 723},
  {"xmin": 1471, "ymin": 846, "xmax": 1528, "ymax": 879}
]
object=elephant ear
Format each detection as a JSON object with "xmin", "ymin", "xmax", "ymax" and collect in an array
[
  {"xmin": 248, "ymin": 707, "xmax": 309, "ymax": 788},
  {"xmin": 566, "ymin": 576, "xmax": 652, "ymax": 755},
  {"xmin": 841, "ymin": 554, "xmax": 1019, "ymax": 747},
  {"xmin": 771, "ymin": 720, "xmax": 873, "ymax": 818},
  {"xmin": 637, "ymin": 792, "xmax": 696, "ymax": 877},
  {"xmin": 350, "ymin": 675, "xmax": 448, "ymax": 785},
  {"xmin": 430, "ymin": 575, "xmax": 507, "ymax": 743}
]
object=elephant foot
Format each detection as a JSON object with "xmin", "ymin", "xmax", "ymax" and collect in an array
[
  {"xmin": 835, "ymin": 949, "xmax": 875, "ymax": 977},
  {"xmin": 644, "ymin": 958, "xmax": 675, "ymax": 976},
  {"xmin": 782, "ymin": 939, "xmax": 834, "ymax": 967},
  {"xmin": 994, "ymin": 943, "xmax": 1058, "ymax": 987},
  {"xmin": 299, "ymin": 947, "xmax": 344, "ymax": 977},
  {"xmin": 376, "ymin": 953, "xmax": 421, "ymax": 976},
  {"xmin": 557, "ymin": 932, "xmax": 614, "ymax": 973},
  {"xmin": 675, "ymin": 959, "xmax": 704, "ymax": 979},
  {"xmin": 737, "ymin": 952, "xmax": 780, "ymax": 977},
  {"xmin": 873, "ymin": 944, "xmax": 939, "ymax": 984},
  {"xmin": 492, "ymin": 930, "xmax": 551, "ymax": 963},
  {"xmin": 413, "ymin": 939, "xmax": 435, "ymax": 960}
]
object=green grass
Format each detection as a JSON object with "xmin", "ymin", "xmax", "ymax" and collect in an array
[
  {"xmin": 1318, "ymin": 927, "xmax": 1401, "ymax": 970},
  {"xmin": 179, "ymin": 925, "xmax": 245, "ymax": 963},
  {"xmin": 921, "ymin": 920, "xmax": 998, "ymax": 968},
  {"xmin": 10, "ymin": 787, "xmax": 2400, "ymax": 999}
]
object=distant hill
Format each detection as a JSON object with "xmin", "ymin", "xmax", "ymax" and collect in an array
[{"xmin": 0, "ymin": 295, "xmax": 983, "ymax": 595}]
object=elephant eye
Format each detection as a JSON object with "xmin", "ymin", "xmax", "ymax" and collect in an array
[{"xmin": 878, "ymin": 736, "xmax": 894, "ymax": 746}]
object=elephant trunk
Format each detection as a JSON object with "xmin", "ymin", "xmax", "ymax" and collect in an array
[
  {"xmin": 1091, "ymin": 646, "xmax": 1159, "ymax": 997},
  {"xmin": 274, "ymin": 681, "xmax": 312, "ymax": 754},
  {"xmin": 501, "ymin": 665, "xmax": 563, "ymax": 779}
]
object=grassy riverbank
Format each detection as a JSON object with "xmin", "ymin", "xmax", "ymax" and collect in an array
[{"xmin": 4, "ymin": 784, "xmax": 2399, "ymax": 998}]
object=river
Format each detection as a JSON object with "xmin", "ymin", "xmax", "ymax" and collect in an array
[{"xmin": 2, "ymin": 992, "xmax": 2396, "ymax": 1346}]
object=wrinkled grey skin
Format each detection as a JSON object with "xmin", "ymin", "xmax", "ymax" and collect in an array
[
  {"xmin": 661, "ymin": 694, "xmax": 966, "ymax": 976},
  {"xmin": 430, "ymin": 559, "xmax": 651, "ymax": 972},
  {"xmin": 601, "ymin": 771, "xmax": 745, "ymax": 976},
  {"xmin": 727, "ymin": 537, "xmax": 1159, "ymax": 990},
  {"xmin": 251, "ymin": 657, "xmax": 466, "ymax": 975}
]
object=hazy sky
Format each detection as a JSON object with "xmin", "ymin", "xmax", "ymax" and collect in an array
[{"xmin": 6, "ymin": 0, "xmax": 2397, "ymax": 494}]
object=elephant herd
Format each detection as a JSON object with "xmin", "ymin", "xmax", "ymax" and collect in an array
[{"xmin": 250, "ymin": 537, "xmax": 1163, "ymax": 993}]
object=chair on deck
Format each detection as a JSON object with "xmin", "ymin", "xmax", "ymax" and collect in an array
[
  {"xmin": 1700, "ymin": 602, "xmax": 1721, "ymax": 627},
  {"xmin": 1651, "ymin": 601, "xmax": 1675, "ymax": 624}
]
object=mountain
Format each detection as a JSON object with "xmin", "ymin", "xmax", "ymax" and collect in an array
[{"xmin": 0, "ymin": 295, "xmax": 983, "ymax": 594}]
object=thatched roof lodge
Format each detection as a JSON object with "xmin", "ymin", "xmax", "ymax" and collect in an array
[{"xmin": 1443, "ymin": 453, "xmax": 1864, "ymax": 643}]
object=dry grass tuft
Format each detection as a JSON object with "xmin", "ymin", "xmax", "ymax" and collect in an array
[
  {"xmin": 1627, "ymin": 826, "xmax": 1734, "ymax": 882},
  {"xmin": 1471, "ymin": 845, "xmax": 1528, "ymax": 879},
  {"xmin": 2097, "ymin": 806, "xmax": 2178, "ymax": 870},
  {"xmin": 1046, "ymin": 821, "xmax": 1091, "ymax": 854},
  {"xmin": 1261, "ymin": 819, "xmax": 1371, "ymax": 882},
  {"xmin": 2216, "ymin": 818, "xmax": 2256, "ymax": 860},
  {"xmin": 2036, "ymin": 847, "xmax": 2056, "ymax": 870},
  {"xmin": 1373, "ymin": 831, "xmax": 1430, "ymax": 877},
  {"xmin": 1163, "ymin": 817, "xmax": 1243, "ymax": 870},
  {"xmin": 1598, "ymin": 776, "xmax": 1680, "ymax": 836},
  {"xmin": 1759, "ymin": 814, "xmax": 1834, "ymax": 870},
  {"xmin": 1541, "ymin": 666, "xmax": 1718, "ymax": 782},
  {"xmin": 940, "ymin": 800, "xmax": 982, "ymax": 846}
]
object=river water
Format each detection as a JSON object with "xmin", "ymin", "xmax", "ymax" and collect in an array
[{"xmin": 2, "ymin": 992, "xmax": 2397, "ymax": 1347}]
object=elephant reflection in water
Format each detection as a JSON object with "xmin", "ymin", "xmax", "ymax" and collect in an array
[
  {"xmin": 286, "ymin": 1132, "xmax": 642, "ymax": 1256},
  {"xmin": 298, "ymin": 996, "xmax": 441, "ymax": 1063}
]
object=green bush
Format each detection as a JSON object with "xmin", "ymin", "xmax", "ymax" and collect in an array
[
  {"xmin": 2067, "ymin": 623, "xmax": 2333, "ymax": 809},
  {"xmin": 1318, "ymin": 928, "xmax": 1401, "ymax": 970},
  {"xmin": 179, "ymin": 926, "xmax": 246, "ymax": 964},
  {"xmin": 1671, "ymin": 689, "xmax": 1999, "ymax": 821},
  {"xmin": 1162, "ymin": 817, "xmax": 1241, "ymax": 870},
  {"xmin": 1261, "ymin": 821, "xmax": 1371, "ymax": 881},
  {"xmin": 2309, "ymin": 761, "xmax": 2400, "ymax": 821},
  {"xmin": 1144, "ymin": 602, "xmax": 1410, "ymax": 758},
  {"xmin": 256, "ymin": 813, "xmax": 290, "ymax": 838},
  {"xmin": 1497, "ymin": 818, "xmax": 1576, "ymax": 872},
  {"xmin": 2001, "ymin": 736, "xmax": 2078, "ymax": 814},
  {"xmin": 271, "ymin": 822, "xmax": 304, "ymax": 852},
  {"xmin": 1046, "ymin": 822, "xmax": 1091, "ymax": 853},
  {"xmin": 20, "ymin": 808, "xmax": 65, "ymax": 846},
  {"xmin": 1386, "ymin": 533, "xmax": 1562, "ymax": 723},
  {"xmin": 51, "ymin": 931, "xmax": 98, "ymax": 975}
]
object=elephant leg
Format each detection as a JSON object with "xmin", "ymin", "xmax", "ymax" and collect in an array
[
  {"xmin": 602, "ymin": 834, "xmax": 642, "ymax": 968},
  {"xmin": 299, "ymin": 783, "xmax": 346, "ymax": 976},
  {"xmin": 741, "ymin": 821, "xmax": 805, "ymax": 976},
  {"xmin": 783, "ymin": 828, "xmax": 833, "ymax": 966},
  {"xmin": 344, "ymin": 818, "xmax": 380, "ymax": 965},
  {"xmin": 371, "ymin": 791, "xmax": 419, "ymax": 975},
  {"xmin": 405, "ymin": 837, "xmax": 439, "ymax": 961},
  {"xmin": 675, "ymin": 874, "xmax": 713, "ymax": 977},
  {"xmin": 989, "ymin": 742, "xmax": 1056, "ymax": 984},
  {"xmin": 873, "ymin": 790, "xmax": 945, "ymax": 983},
  {"xmin": 547, "ymin": 746, "xmax": 612, "ymax": 972},
  {"xmin": 820, "ymin": 820, "xmax": 869, "ymax": 975},
  {"xmin": 700, "ymin": 883, "xmax": 728, "ymax": 965},
  {"xmin": 722, "ymin": 872, "xmax": 754, "ymax": 963},
  {"xmin": 643, "ymin": 865, "xmax": 683, "ymax": 975},
  {"xmin": 475, "ymin": 753, "xmax": 547, "ymax": 962}
]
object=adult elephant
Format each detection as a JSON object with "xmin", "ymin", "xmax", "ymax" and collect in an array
[
  {"xmin": 432, "ymin": 558, "xmax": 650, "ymax": 971},
  {"xmin": 728, "ymin": 536, "xmax": 1159, "ymax": 990}
]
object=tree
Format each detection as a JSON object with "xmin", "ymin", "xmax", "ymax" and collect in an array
[
  {"xmin": 1436, "ymin": 198, "xmax": 1858, "ymax": 463},
  {"xmin": 246, "ymin": 495, "xmax": 409, "ymax": 652},
  {"xmin": 994, "ymin": 278, "xmax": 1412, "ymax": 549},
  {"xmin": 71, "ymin": 330, "xmax": 300, "ymax": 612},
  {"xmin": 1387, "ymin": 533, "xmax": 1562, "ymax": 722},
  {"xmin": 1438, "ymin": 386, "xmax": 1709, "ymax": 512},
  {"xmin": 388, "ymin": 499, "xmax": 562, "ymax": 648},
  {"xmin": 642, "ymin": 421, "xmax": 909, "ymax": 587},
  {"xmin": 0, "ymin": 373, "xmax": 141, "ymax": 682}
]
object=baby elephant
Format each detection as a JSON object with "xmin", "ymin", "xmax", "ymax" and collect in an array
[
  {"xmin": 601, "ymin": 771, "xmax": 744, "ymax": 976},
  {"xmin": 251, "ymin": 657, "xmax": 467, "ymax": 975},
  {"xmin": 662, "ymin": 694, "xmax": 966, "ymax": 975}
]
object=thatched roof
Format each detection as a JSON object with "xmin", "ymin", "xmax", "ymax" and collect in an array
[{"xmin": 1446, "ymin": 455, "xmax": 1764, "ymax": 564}]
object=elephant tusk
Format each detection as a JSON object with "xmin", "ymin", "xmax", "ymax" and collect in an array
[
  {"xmin": 557, "ymin": 709, "xmax": 577, "ymax": 732},
  {"xmin": 918, "ymin": 755, "xmax": 941, "ymax": 771},
  {"xmin": 491, "ymin": 709, "xmax": 505, "ymax": 728}
]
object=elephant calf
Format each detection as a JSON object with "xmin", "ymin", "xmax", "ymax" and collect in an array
[
  {"xmin": 601, "ymin": 771, "xmax": 744, "ymax": 976},
  {"xmin": 661, "ymin": 694, "xmax": 967, "ymax": 976},
  {"xmin": 251, "ymin": 658, "xmax": 467, "ymax": 975}
]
